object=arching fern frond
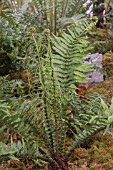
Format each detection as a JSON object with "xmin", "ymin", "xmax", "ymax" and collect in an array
[
  {"xmin": 66, "ymin": 121, "xmax": 107, "ymax": 157},
  {"xmin": 51, "ymin": 19, "xmax": 97, "ymax": 93}
]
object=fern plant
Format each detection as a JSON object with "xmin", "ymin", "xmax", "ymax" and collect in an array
[
  {"xmin": 30, "ymin": 0, "xmax": 92, "ymax": 34},
  {"xmin": 0, "ymin": 18, "xmax": 113, "ymax": 170}
]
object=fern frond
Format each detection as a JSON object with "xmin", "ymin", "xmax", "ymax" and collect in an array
[
  {"xmin": 0, "ymin": 99, "xmax": 42, "ymax": 139},
  {"xmin": 65, "ymin": 93, "xmax": 111, "ymax": 157},
  {"xmin": 51, "ymin": 19, "xmax": 96, "ymax": 93},
  {"xmin": 66, "ymin": 120, "xmax": 107, "ymax": 158},
  {"xmin": 0, "ymin": 140, "xmax": 56, "ymax": 164}
]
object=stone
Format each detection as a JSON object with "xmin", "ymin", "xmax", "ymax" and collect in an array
[{"xmin": 84, "ymin": 53, "xmax": 103, "ymax": 84}]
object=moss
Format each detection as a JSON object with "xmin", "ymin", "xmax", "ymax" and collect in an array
[
  {"xmin": 86, "ymin": 78, "xmax": 113, "ymax": 104},
  {"xmin": 69, "ymin": 133, "xmax": 113, "ymax": 169},
  {"xmin": 71, "ymin": 148, "xmax": 89, "ymax": 160},
  {"xmin": 102, "ymin": 52, "xmax": 113, "ymax": 78},
  {"xmin": 90, "ymin": 160, "xmax": 113, "ymax": 170}
]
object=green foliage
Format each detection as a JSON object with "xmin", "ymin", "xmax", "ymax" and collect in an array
[
  {"xmin": 0, "ymin": 0, "xmax": 14, "ymax": 21},
  {"xmin": 0, "ymin": 78, "xmax": 24, "ymax": 100},
  {"xmin": 0, "ymin": 0, "xmax": 94, "ymax": 76},
  {"xmin": 0, "ymin": 16, "xmax": 26, "ymax": 75},
  {"xmin": 30, "ymin": 0, "xmax": 92, "ymax": 34},
  {"xmin": 0, "ymin": 0, "xmax": 89, "ymax": 35},
  {"xmin": 51, "ymin": 19, "xmax": 95, "ymax": 92},
  {"xmin": 0, "ymin": 18, "xmax": 113, "ymax": 169},
  {"xmin": 89, "ymin": 8, "xmax": 113, "ymax": 54},
  {"xmin": 0, "ymin": 13, "xmax": 49, "ymax": 76}
]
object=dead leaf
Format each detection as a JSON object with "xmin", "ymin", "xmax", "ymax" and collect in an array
[{"xmin": 76, "ymin": 84, "xmax": 89, "ymax": 95}]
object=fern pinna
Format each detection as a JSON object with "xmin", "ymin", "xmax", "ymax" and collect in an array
[{"xmin": 1, "ymin": 18, "xmax": 112, "ymax": 170}]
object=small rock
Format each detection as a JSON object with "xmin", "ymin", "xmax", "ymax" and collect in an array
[{"xmin": 84, "ymin": 53, "xmax": 103, "ymax": 84}]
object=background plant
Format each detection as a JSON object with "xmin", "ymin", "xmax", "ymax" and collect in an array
[
  {"xmin": 1, "ymin": 0, "xmax": 95, "ymax": 34},
  {"xmin": 0, "ymin": 0, "xmax": 97, "ymax": 77},
  {"xmin": 88, "ymin": 1, "xmax": 113, "ymax": 54}
]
